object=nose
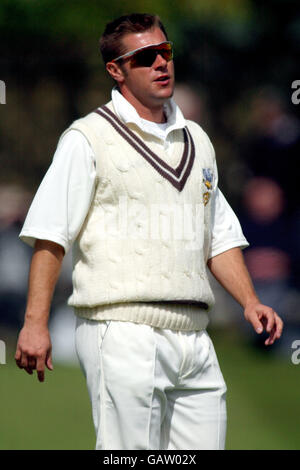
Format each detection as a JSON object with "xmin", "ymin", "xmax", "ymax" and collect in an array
[{"xmin": 153, "ymin": 53, "xmax": 168, "ymax": 69}]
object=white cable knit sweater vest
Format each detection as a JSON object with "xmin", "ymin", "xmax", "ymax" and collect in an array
[{"xmin": 59, "ymin": 101, "xmax": 217, "ymax": 331}]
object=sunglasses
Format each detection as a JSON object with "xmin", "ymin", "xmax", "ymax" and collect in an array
[{"xmin": 111, "ymin": 41, "xmax": 173, "ymax": 67}]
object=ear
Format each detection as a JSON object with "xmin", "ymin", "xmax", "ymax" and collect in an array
[{"xmin": 106, "ymin": 62, "xmax": 125, "ymax": 84}]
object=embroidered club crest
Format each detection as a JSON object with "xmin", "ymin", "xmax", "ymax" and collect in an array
[{"xmin": 202, "ymin": 168, "xmax": 213, "ymax": 205}]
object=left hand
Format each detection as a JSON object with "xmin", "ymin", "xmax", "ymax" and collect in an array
[{"xmin": 244, "ymin": 302, "xmax": 284, "ymax": 346}]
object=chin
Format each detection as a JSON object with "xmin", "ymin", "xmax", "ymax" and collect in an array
[
  {"xmin": 159, "ymin": 86, "xmax": 174, "ymax": 99},
  {"xmin": 162, "ymin": 90, "xmax": 174, "ymax": 101}
]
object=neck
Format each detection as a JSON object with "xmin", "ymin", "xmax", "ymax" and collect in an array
[{"xmin": 120, "ymin": 88, "xmax": 166, "ymax": 123}]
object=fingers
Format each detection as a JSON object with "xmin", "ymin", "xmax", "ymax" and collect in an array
[
  {"xmin": 28, "ymin": 356, "xmax": 36, "ymax": 369},
  {"xmin": 247, "ymin": 304, "xmax": 284, "ymax": 346},
  {"xmin": 15, "ymin": 348, "xmax": 21, "ymax": 362},
  {"xmin": 15, "ymin": 351, "xmax": 30, "ymax": 370},
  {"xmin": 15, "ymin": 352, "xmax": 35, "ymax": 375},
  {"xmin": 265, "ymin": 311, "xmax": 275, "ymax": 334},
  {"xmin": 46, "ymin": 353, "xmax": 53, "ymax": 371},
  {"xmin": 15, "ymin": 348, "xmax": 51, "ymax": 381},
  {"xmin": 258, "ymin": 308, "xmax": 275, "ymax": 333},
  {"xmin": 36, "ymin": 356, "xmax": 45, "ymax": 382},
  {"xmin": 251, "ymin": 316, "xmax": 264, "ymax": 334},
  {"xmin": 275, "ymin": 313, "xmax": 284, "ymax": 339},
  {"xmin": 265, "ymin": 324, "xmax": 277, "ymax": 346},
  {"xmin": 15, "ymin": 348, "xmax": 22, "ymax": 368},
  {"xmin": 265, "ymin": 313, "xmax": 284, "ymax": 346},
  {"xmin": 260, "ymin": 310, "xmax": 283, "ymax": 346},
  {"xmin": 15, "ymin": 327, "xmax": 53, "ymax": 381}
]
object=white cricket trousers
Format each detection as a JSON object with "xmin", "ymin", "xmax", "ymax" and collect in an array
[{"xmin": 75, "ymin": 317, "xmax": 227, "ymax": 450}]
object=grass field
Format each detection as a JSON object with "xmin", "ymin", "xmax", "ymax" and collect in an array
[{"xmin": 0, "ymin": 328, "xmax": 299, "ymax": 450}]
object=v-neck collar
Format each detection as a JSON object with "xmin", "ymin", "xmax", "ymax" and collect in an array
[
  {"xmin": 111, "ymin": 87, "xmax": 186, "ymax": 142},
  {"xmin": 94, "ymin": 105, "xmax": 195, "ymax": 192}
]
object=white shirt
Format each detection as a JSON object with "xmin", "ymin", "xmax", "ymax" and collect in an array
[{"xmin": 20, "ymin": 88, "xmax": 248, "ymax": 256}]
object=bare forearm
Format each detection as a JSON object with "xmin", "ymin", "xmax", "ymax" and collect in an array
[
  {"xmin": 16, "ymin": 239, "xmax": 64, "ymax": 381},
  {"xmin": 24, "ymin": 239, "xmax": 64, "ymax": 327},
  {"xmin": 207, "ymin": 247, "xmax": 259, "ymax": 308}
]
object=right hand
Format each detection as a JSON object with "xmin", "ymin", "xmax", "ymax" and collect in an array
[{"xmin": 15, "ymin": 323, "xmax": 53, "ymax": 382}]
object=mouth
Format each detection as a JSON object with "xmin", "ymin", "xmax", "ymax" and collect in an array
[{"xmin": 154, "ymin": 75, "xmax": 171, "ymax": 85}]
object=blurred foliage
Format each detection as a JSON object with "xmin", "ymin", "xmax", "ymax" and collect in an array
[
  {"xmin": 0, "ymin": 0, "xmax": 255, "ymax": 39},
  {"xmin": 0, "ymin": 0, "xmax": 299, "ymax": 193}
]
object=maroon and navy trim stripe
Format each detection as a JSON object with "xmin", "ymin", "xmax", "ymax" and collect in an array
[{"xmin": 93, "ymin": 105, "xmax": 195, "ymax": 192}]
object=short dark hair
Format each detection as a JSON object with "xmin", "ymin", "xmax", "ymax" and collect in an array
[{"xmin": 99, "ymin": 13, "xmax": 168, "ymax": 64}]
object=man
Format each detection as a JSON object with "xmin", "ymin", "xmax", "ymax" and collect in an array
[{"xmin": 15, "ymin": 13, "xmax": 283, "ymax": 450}]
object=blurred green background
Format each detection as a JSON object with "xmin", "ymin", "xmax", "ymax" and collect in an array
[
  {"xmin": 1, "ymin": 329, "xmax": 300, "ymax": 450},
  {"xmin": 0, "ymin": 0, "xmax": 300, "ymax": 450}
]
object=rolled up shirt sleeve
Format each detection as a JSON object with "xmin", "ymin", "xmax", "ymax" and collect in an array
[
  {"xmin": 19, "ymin": 130, "xmax": 97, "ymax": 254},
  {"xmin": 208, "ymin": 187, "xmax": 249, "ymax": 260}
]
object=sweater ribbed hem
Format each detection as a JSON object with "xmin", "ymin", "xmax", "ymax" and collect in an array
[{"xmin": 74, "ymin": 301, "xmax": 209, "ymax": 331}]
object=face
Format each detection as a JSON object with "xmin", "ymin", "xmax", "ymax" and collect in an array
[{"xmin": 107, "ymin": 27, "xmax": 175, "ymax": 113}]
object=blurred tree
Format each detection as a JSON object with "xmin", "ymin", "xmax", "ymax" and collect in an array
[{"xmin": 0, "ymin": 0, "xmax": 299, "ymax": 192}]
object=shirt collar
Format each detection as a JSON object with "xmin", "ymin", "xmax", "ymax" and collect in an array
[{"xmin": 111, "ymin": 86, "xmax": 186, "ymax": 140}]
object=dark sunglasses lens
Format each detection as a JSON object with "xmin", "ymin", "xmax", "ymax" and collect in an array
[
  {"xmin": 160, "ymin": 49, "xmax": 173, "ymax": 62},
  {"xmin": 132, "ymin": 50, "xmax": 157, "ymax": 67},
  {"xmin": 131, "ymin": 47, "xmax": 173, "ymax": 67}
]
